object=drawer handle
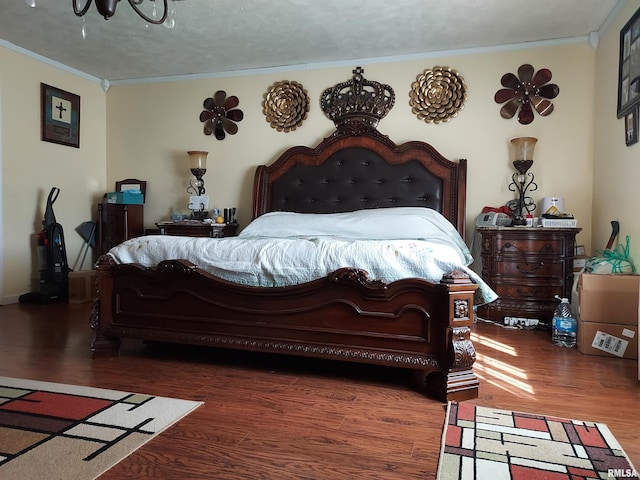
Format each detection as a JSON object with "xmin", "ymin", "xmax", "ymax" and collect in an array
[
  {"xmin": 517, "ymin": 261, "xmax": 544, "ymax": 273},
  {"xmin": 502, "ymin": 242, "xmax": 514, "ymax": 251},
  {"xmin": 501, "ymin": 242, "xmax": 524, "ymax": 255},
  {"xmin": 517, "ymin": 288, "xmax": 538, "ymax": 298}
]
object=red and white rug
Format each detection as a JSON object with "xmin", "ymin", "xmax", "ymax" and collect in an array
[
  {"xmin": 0, "ymin": 376, "xmax": 202, "ymax": 479},
  {"xmin": 438, "ymin": 401, "xmax": 637, "ymax": 480}
]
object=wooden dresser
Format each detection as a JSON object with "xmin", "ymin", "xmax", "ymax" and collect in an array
[
  {"xmin": 97, "ymin": 203, "xmax": 144, "ymax": 255},
  {"xmin": 476, "ymin": 226, "xmax": 581, "ymax": 325}
]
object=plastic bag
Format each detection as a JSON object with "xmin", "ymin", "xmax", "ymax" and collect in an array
[{"xmin": 585, "ymin": 235, "xmax": 636, "ymax": 274}]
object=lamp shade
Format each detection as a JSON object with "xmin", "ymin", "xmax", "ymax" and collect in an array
[
  {"xmin": 187, "ymin": 151, "xmax": 208, "ymax": 170},
  {"xmin": 510, "ymin": 137, "xmax": 537, "ymax": 161}
]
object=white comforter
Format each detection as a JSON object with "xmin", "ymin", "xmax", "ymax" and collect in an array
[{"xmin": 107, "ymin": 208, "xmax": 498, "ymax": 304}]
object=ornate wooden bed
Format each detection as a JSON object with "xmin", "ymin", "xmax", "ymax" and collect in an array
[{"xmin": 91, "ymin": 69, "xmax": 480, "ymax": 402}]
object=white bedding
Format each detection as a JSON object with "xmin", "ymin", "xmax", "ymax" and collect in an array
[{"xmin": 107, "ymin": 208, "xmax": 497, "ymax": 304}]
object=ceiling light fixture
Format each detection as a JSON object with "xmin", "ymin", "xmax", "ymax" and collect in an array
[{"xmin": 72, "ymin": 0, "xmax": 175, "ymax": 26}]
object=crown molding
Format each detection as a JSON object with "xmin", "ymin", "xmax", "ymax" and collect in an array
[
  {"xmin": 2, "ymin": 34, "xmax": 595, "ymax": 87},
  {"xmin": 0, "ymin": 40, "xmax": 103, "ymax": 85}
]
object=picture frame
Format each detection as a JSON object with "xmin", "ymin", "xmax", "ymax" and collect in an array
[
  {"xmin": 617, "ymin": 8, "xmax": 640, "ymax": 118},
  {"xmin": 41, "ymin": 83, "xmax": 80, "ymax": 148},
  {"xmin": 625, "ymin": 104, "xmax": 638, "ymax": 146}
]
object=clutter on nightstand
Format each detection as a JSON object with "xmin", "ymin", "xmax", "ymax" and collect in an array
[{"xmin": 540, "ymin": 196, "xmax": 577, "ymax": 227}]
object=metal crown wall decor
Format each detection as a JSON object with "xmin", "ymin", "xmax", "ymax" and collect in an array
[{"xmin": 320, "ymin": 67, "xmax": 395, "ymax": 129}]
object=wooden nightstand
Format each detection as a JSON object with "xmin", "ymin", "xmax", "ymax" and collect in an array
[
  {"xmin": 156, "ymin": 220, "xmax": 238, "ymax": 238},
  {"xmin": 476, "ymin": 226, "xmax": 581, "ymax": 325}
]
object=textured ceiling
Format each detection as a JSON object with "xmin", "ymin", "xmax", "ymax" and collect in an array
[{"xmin": 0, "ymin": 0, "xmax": 622, "ymax": 83}]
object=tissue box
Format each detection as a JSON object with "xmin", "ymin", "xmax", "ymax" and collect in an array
[{"xmin": 106, "ymin": 190, "xmax": 144, "ymax": 204}]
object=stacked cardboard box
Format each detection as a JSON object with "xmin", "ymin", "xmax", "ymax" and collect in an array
[
  {"xmin": 577, "ymin": 273, "xmax": 639, "ymax": 360},
  {"xmin": 68, "ymin": 270, "xmax": 97, "ymax": 304}
]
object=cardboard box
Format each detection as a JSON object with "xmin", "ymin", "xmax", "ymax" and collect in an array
[
  {"xmin": 106, "ymin": 191, "xmax": 144, "ymax": 204},
  {"xmin": 577, "ymin": 321, "xmax": 638, "ymax": 359},
  {"xmin": 68, "ymin": 270, "xmax": 96, "ymax": 304},
  {"xmin": 578, "ymin": 273, "xmax": 640, "ymax": 325}
]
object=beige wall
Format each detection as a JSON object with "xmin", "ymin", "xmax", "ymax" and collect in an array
[
  {"xmin": 0, "ymin": 47, "xmax": 107, "ymax": 303},
  {"xmin": 1, "ymin": 34, "xmax": 609, "ymax": 303},
  {"xmin": 107, "ymin": 43, "xmax": 595, "ymax": 246},
  {"xmin": 594, "ymin": 0, "xmax": 640, "ymax": 266}
]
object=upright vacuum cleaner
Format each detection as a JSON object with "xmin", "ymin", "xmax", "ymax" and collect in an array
[{"xmin": 19, "ymin": 187, "xmax": 70, "ymax": 303}]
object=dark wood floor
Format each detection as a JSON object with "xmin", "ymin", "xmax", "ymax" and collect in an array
[{"xmin": 0, "ymin": 301, "xmax": 638, "ymax": 479}]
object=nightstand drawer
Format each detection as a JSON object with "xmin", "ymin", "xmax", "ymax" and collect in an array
[
  {"xmin": 492, "ymin": 258, "xmax": 564, "ymax": 277},
  {"xmin": 493, "ymin": 282, "xmax": 564, "ymax": 301},
  {"xmin": 491, "ymin": 237, "xmax": 564, "ymax": 256}
]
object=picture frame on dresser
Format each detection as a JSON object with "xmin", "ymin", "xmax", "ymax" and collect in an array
[{"xmin": 41, "ymin": 83, "xmax": 80, "ymax": 148}]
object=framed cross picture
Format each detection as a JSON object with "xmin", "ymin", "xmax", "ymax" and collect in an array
[{"xmin": 41, "ymin": 83, "xmax": 80, "ymax": 148}]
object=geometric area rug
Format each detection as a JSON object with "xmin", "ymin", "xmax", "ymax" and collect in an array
[
  {"xmin": 0, "ymin": 376, "xmax": 202, "ymax": 480},
  {"xmin": 437, "ymin": 401, "xmax": 638, "ymax": 480}
]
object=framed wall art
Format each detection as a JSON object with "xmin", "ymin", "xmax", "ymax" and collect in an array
[
  {"xmin": 41, "ymin": 83, "xmax": 80, "ymax": 148},
  {"xmin": 625, "ymin": 104, "xmax": 638, "ymax": 146},
  {"xmin": 617, "ymin": 8, "xmax": 640, "ymax": 118}
]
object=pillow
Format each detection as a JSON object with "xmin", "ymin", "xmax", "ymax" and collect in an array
[{"xmin": 239, "ymin": 208, "xmax": 470, "ymax": 259}]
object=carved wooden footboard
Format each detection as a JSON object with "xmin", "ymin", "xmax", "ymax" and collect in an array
[{"xmin": 91, "ymin": 256, "xmax": 478, "ymax": 402}]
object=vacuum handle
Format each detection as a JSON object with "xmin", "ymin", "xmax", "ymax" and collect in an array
[
  {"xmin": 43, "ymin": 187, "xmax": 60, "ymax": 227},
  {"xmin": 47, "ymin": 187, "xmax": 60, "ymax": 205}
]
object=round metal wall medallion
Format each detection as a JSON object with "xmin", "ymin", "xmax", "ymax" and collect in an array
[
  {"xmin": 409, "ymin": 66, "xmax": 467, "ymax": 124},
  {"xmin": 262, "ymin": 81, "xmax": 310, "ymax": 132}
]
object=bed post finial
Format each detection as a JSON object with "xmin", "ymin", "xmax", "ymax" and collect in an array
[{"xmin": 320, "ymin": 66, "xmax": 395, "ymax": 130}]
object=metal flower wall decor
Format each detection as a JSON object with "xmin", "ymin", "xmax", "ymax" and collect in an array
[
  {"xmin": 199, "ymin": 90, "xmax": 244, "ymax": 140},
  {"xmin": 262, "ymin": 81, "xmax": 310, "ymax": 132},
  {"xmin": 409, "ymin": 66, "xmax": 467, "ymax": 124},
  {"xmin": 494, "ymin": 64, "xmax": 559, "ymax": 125}
]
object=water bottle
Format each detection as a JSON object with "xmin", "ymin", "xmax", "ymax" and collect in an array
[{"xmin": 552, "ymin": 296, "xmax": 577, "ymax": 347}]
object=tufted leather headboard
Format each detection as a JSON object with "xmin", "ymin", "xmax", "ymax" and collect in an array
[{"xmin": 252, "ymin": 128, "xmax": 467, "ymax": 236}]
